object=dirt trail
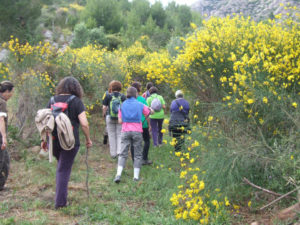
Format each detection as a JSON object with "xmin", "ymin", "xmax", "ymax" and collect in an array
[{"xmin": 0, "ymin": 141, "xmax": 114, "ymax": 225}]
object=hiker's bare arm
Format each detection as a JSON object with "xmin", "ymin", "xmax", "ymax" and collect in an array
[
  {"xmin": 40, "ymin": 141, "xmax": 47, "ymax": 150},
  {"xmin": 147, "ymin": 117, "xmax": 151, "ymax": 132},
  {"xmin": 78, "ymin": 112, "xmax": 93, "ymax": 148},
  {"xmin": 162, "ymin": 104, "xmax": 166, "ymax": 109},
  {"xmin": 149, "ymin": 107, "xmax": 154, "ymax": 114},
  {"xmin": 102, "ymin": 105, "xmax": 108, "ymax": 118},
  {"xmin": 0, "ymin": 116, "xmax": 7, "ymax": 150},
  {"xmin": 118, "ymin": 116, "xmax": 122, "ymax": 124}
]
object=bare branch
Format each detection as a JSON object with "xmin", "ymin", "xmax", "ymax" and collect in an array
[
  {"xmin": 260, "ymin": 187, "xmax": 300, "ymax": 211},
  {"xmin": 243, "ymin": 177, "xmax": 282, "ymax": 197}
]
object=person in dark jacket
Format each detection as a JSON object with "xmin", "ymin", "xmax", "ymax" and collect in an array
[
  {"xmin": 0, "ymin": 81, "xmax": 14, "ymax": 191},
  {"xmin": 169, "ymin": 90, "xmax": 190, "ymax": 151},
  {"xmin": 101, "ymin": 88, "xmax": 111, "ymax": 145}
]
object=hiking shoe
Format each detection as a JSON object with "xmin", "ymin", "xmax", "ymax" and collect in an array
[
  {"xmin": 55, "ymin": 201, "xmax": 69, "ymax": 210},
  {"xmin": 133, "ymin": 178, "xmax": 139, "ymax": 182},
  {"xmin": 142, "ymin": 160, "xmax": 153, "ymax": 165},
  {"xmin": 114, "ymin": 175, "xmax": 121, "ymax": 183}
]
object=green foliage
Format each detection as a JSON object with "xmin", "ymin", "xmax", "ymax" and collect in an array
[
  {"xmin": 177, "ymin": 5, "xmax": 193, "ymax": 28},
  {"xmin": 150, "ymin": 25, "xmax": 171, "ymax": 48},
  {"xmin": 71, "ymin": 22, "xmax": 89, "ymax": 48},
  {"xmin": 39, "ymin": 5, "xmax": 56, "ymax": 28},
  {"xmin": 85, "ymin": 17, "xmax": 97, "ymax": 29},
  {"xmin": 142, "ymin": 15, "xmax": 156, "ymax": 37},
  {"xmin": 106, "ymin": 34, "xmax": 122, "ymax": 50},
  {"xmin": 131, "ymin": 0, "xmax": 151, "ymax": 24},
  {"xmin": 88, "ymin": 26, "xmax": 108, "ymax": 46},
  {"xmin": 165, "ymin": 3, "xmax": 194, "ymax": 36},
  {"xmin": 0, "ymin": 0, "xmax": 42, "ymax": 42},
  {"xmin": 166, "ymin": 36, "xmax": 185, "ymax": 58},
  {"xmin": 7, "ymin": 125, "xmax": 20, "ymax": 142},
  {"xmin": 0, "ymin": 217, "xmax": 16, "ymax": 225},
  {"xmin": 77, "ymin": 0, "xmax": 199, "ymax": 48},
  {"xmin": 81, "ymin": 0, "xmax": 123, "ymax": 33},
  {"xmin": 39, "ymin": 2, "xmax": 82, "ymax": 30},
  {"xmin": 122, "ymin": 9, "xmax": 143, "ymax": 45},
  {"xmin": 0, "ymin": 0, "xmax": 201, "ymax": 48},
  {"xmin": 150, "ymin": 2, "xmax": 166, "ymax": 28}
]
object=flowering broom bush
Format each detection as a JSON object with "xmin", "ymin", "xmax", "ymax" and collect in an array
[{"xmin": 165, "ymin": 7, "xmax": 300, "ymax": 223}]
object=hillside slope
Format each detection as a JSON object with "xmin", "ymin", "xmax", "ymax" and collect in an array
[{"xmin": 191, "ymin": 0, "xmax": 299, "ymax": 20}]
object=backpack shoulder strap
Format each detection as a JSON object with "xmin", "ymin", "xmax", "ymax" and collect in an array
[
  {"xmin": 66, "ymin": 95, "xmax": 76, "ymax": 104},
  {"xmin": 158, "ymin": 95, "xmax": 163, "ymax": 103},
  {"xmin": 50, "ymin": 96, "xmax": 55, "ymax": 105},
  {"xmin": 109, "ymin": 93, "xmax": 115, "ymax": 100},
  {"xmin": 175, "ymin": 99, "xmax": 181, "ymax": 109},
  {"xmin": 175, "ymin": 99, "xmax": 189, "ymax": 119}
]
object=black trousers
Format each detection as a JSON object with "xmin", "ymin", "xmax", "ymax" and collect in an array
[
  {"xmin": 170, "ymin": 125, "xmax": 185, "ymax": 151},
  {"xmin": 0, "ymin": 149, "xmax": 9, "ymax": 190},
  {"xmin": 131, "ymin": 128, "xmax": 150, "ymax": 161}
]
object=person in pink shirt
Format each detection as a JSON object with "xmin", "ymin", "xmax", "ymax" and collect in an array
[{"xmin": 114, "ymin": 87, "xmax": 151, "ymax": 183}]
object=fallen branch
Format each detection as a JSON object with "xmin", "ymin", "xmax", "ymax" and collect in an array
[
  {"xmin": 260, "ymin": 187, "xmax": 300, "ymax": 211},
  {"xmin": 243, "ymin": 177, "xmax": 282, "ymax": 197}
]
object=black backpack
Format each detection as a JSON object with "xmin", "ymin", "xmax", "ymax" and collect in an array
[
  {"xmin": 50, "ymin": 95, "xmax": 75, "ymax": 118},
  {"xmin": 50, "ymin": 95, "xmax": 75, "ymax": 136}
]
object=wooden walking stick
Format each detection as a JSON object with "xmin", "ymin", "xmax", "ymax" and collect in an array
[{"xmin": 85, "ymin": 146, "xmax": 90, "ymax": 198}]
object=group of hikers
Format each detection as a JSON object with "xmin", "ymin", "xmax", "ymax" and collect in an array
[{"xmin": 0, "ymin": 76, "xmax": 190, "ymax": 209}]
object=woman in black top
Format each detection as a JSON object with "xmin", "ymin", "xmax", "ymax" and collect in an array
[{"xmin": 43, "ymin": 76, "xmax": 92, "ymax": 209}]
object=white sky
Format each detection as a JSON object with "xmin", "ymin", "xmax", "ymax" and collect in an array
[{"xmin": 148, "ymin": 0, "xmax": 198, "ymax": 7}]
